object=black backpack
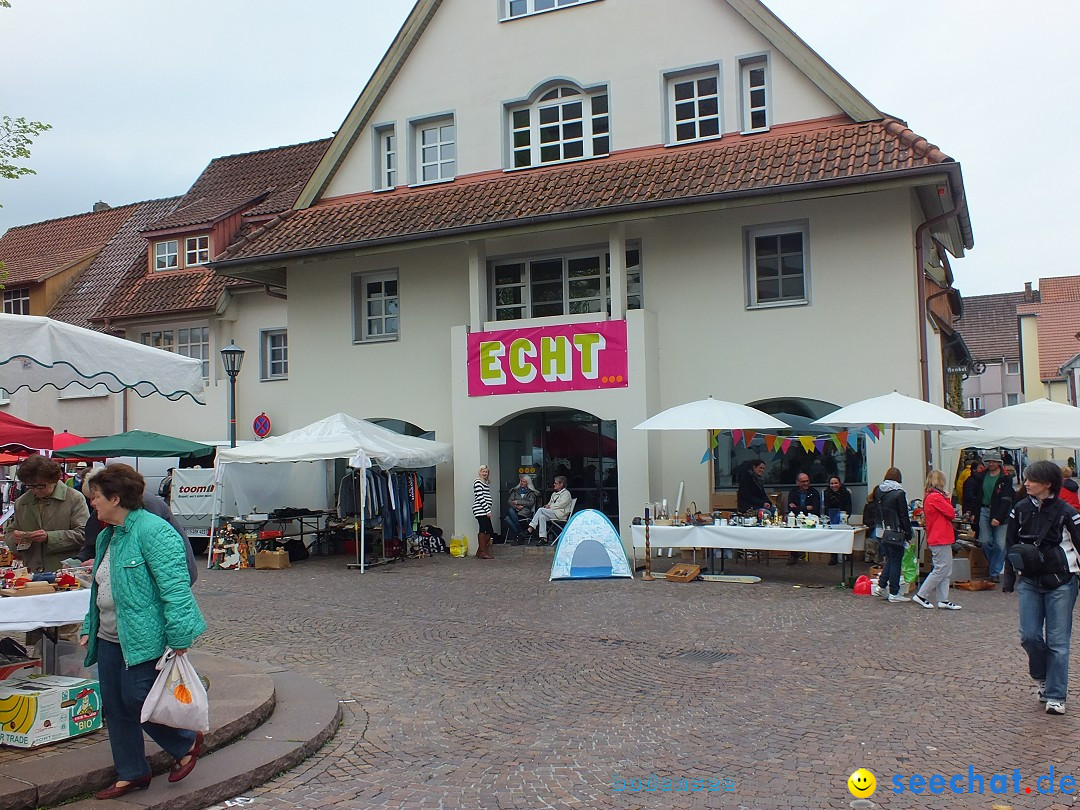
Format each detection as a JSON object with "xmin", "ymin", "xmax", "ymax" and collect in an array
[{"xmin": 862, "ymin": 493, "xmax": 883, "ymax": 527}]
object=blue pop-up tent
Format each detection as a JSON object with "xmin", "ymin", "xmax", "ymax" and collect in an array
[{"xmin": 549, "ymin": 509, "xmax": 633, "ymax": 580}]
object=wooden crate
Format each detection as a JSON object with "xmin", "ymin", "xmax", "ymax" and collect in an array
[{"xmin": 665, "ymin": 563, "xmax": 701, "ymax": 582}]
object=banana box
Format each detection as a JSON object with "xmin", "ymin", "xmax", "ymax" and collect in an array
[{"xmin": 0, "ymin": 674, "xmax": 101, "ymax": 747}]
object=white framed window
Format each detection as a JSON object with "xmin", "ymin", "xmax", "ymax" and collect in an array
[
  {"xmin": 0, "ymin": 388, "xmax": 10, "ymax": 405},
  {"xmin": 504, "ymin": 0, "xmax": 598, "ymax": 19},
  {"xmin": 154, "ymin": 240, "xmax": 179, "ymax": 271},
  {"xmin": 353, "ymin": 270, "xmax": 399, "ymax": 342},
  {"xmin": 740, "ymin": 57, "xmax": 769, "ymax": 133},
  {"xmin": 1006, "ymin": 360, "xmax": 1021, "ymax": 375},
  {"xmin": 1006, "ymin": 393, "xmax": 1020, "ymax": 406},
  {"xmin": 966, "ymin": 396, "xmax": 983, "ymax": 413},
  {"xmin": 666, "ymin": 69, "xmax": 721, "ymax": 144},
  {"xmin": 140, "ymin": 324, "xmax": 210, "ymax": 380},
  {"xmin": 2, "ymin": 288, "xmax": 30, "ymax": 315},
  {"xmin": 57, "ymin": 384, "xmax": 109, "ymax": 400},
  {"xmin": 490, "ymin": 244, "xmax": 642, "ymax": 321},
  {"xmin": 509, "ymin": 85, "xmax": 609, "ymax": 169},
  {"xmin": 374, "ymin": 125, "xmax": 397, "ymax": 190},
  {"xmin": 185, "ymin": 235, "xmax": 209, "ymax": 266},
  {"xmin": 746, "ymin": 222, "xmax": 808, "ymax": 307},
  {"xmin": 261, "ymin": 329, "xmax": 288, "ymax": 380},
  {"xmin": 414, "ymin": 118, "xmax": 455, "ymax": 184}
]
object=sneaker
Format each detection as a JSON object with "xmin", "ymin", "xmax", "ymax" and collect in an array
[
  {"xmin": 989, "ymin": 575, "xmax": 1001, "ymax": 583},
  {"xmin": 1034, "ymin": 680, "xmax": 1047, "ymax": 703},
  {"xmin": 1046, "ymin": 700, "xmax": 1066, "ymax": 715},
  {"xmin": 936, "ymin": 601, "xmax": 962, "ymax": 610},
  {"xmin": 887, "ymin": 593, "xmax": 911, "ymax": 603},
  {"xmin": 870, "ymin": 583, "xmax": 886, "ymax": 598},
  {"xmin": 912, "ymin": 594, "xmax": 935, "ymax": 609}
]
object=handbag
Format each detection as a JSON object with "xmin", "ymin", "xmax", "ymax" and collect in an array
[
  {"xmin": 878, "ymin": 491, "xmax": 907, "ymax": 547},
  {"xmin": 140, "ymin": 649, "xmax": 209, "ymax": 732},
  {"xmin": 1006, "ymin": 513, "xmax": 1057, "ymax": 576}
]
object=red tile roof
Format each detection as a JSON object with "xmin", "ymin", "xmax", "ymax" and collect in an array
[
  {"xmin": 99, "ymin": 140, "xmax": 330, "ymax": 321},
  {"xmin": 49, "ymin": 198, "xmax": 182, "ymax": 330},
  {"xmin": 0, "ymin": 204, "xmax": 137, "ymax": 286},
  {"xmin": 1017, "ymin": 276, "xmax": 1080, "ymax": 380},
  {"xmin": 954, "ymin": 291, "xmax": 1028, "ymax": 362},
  {"xmin": 146, "ymin": 139, "xmax": 331, "ymax": 232},
  {"xmin": 217, "ymin": 116, "xmax": 961, "ymax": 266}
]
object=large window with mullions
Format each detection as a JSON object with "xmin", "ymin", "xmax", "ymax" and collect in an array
[
  {"xmin": 509, "ymin": 84, "xmax": 609, "ymax": 169},
  {"xmin": 490, "ymin": 245, "xmax": 641, "ymax": 321}
]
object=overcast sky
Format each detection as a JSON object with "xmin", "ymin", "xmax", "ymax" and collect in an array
[{"xmin": 2, "ymin": 0, "xmax": 1077, "ymax": 297}]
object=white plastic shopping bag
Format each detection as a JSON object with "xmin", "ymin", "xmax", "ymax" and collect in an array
[{"xmin": 139, "ymin": 648, "xmax": 209, "ymax": 732}]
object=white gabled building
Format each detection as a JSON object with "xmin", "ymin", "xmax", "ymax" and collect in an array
[{"xmin": 212, "ymin": 0, "xmax": 974, "ymax": 548}]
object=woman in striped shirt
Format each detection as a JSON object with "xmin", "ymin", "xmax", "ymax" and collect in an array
[{"xmin": 473, "ymin": 465, "xmax": 494, "ymax": 560}]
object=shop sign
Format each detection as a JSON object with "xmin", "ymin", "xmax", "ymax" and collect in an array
[{"xmin": 467, "ymin": 320, "xmax": 629, "ymax": 397}]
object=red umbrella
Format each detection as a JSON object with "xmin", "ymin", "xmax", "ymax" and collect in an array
[
  {"xmin": 0, "ymin": 452, "xmax": 22, "ymax": 465},
  {"xmin": 53, "ymin": 431, "xmax": 89, "ymax": 451},
  {"xmin": 0, "ymin": 412, "xmax": 53, "ymax": 451}
]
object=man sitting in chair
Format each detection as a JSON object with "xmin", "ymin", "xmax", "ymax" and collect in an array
[
  {"xmin": 527, "ymin": 476, "xmax": 572, "ymax": 546},
  {"xmin": 786, "ymin": 473, "xmax": 822, "ymax": 565},
  {"xmin": 505, "ymin": 475, "xmax": 538, "ymax": 545}
]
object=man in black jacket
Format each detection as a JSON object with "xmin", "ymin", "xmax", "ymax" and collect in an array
[
  {"xmin": 736, "ymin": 460, "xmax": 772, "ymax": 514},
  {"xmin": 1002, "ymin": 461, "xmax": 1080, "ymax": 715},
  {"xmin": 785, "ymin": 473, "xmax": 821, "ymax": 565},
  {"xmin": 972, "ymin": 454, "xmax": 1013, "ymax": 582}
]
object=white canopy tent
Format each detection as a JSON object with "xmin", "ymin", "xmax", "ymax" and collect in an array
[
  {"xmin": 0, "ymin": 313, "xmax": 205, "ymax": 402},
  {"xmin": 941, "ymin": 399, "xmax": 1080, "ymax": 450},
  {"xmin": 213, "ymin": 413, "xmax": 452, "ymax": 571}
]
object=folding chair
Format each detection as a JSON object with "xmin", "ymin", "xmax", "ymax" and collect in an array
[{"xmin": 547, "ymin": 498, "xmax": 578, "ymax": 545}]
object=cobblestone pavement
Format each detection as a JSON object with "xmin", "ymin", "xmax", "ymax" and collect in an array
[{"xmin": 192, "ymin": 551, "xmax": 1079, "ymax": 810}]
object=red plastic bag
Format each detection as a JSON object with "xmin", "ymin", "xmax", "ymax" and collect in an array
[{"xmin": 853, "ymin": 575, "xmax": 871, "ymax": 595}]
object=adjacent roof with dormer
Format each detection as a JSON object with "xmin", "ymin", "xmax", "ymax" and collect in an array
[
  {"xmin": 954, "ymin": 291, "xmax": 1030, "ymax": 363},
  {"xmin": 0, "ymin": 204, "xmax": 137, "ymax": 286},
  {"xmin": 1018, "ymin": 276, "xmax": 1080, "ymax": 381},
  {"xmin": 215, "ymin": 115, "xmax": 968, "ymax": 275}
]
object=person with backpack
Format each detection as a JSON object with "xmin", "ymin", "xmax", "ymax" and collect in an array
[
  {"xmin": 1002, "ymin": 461, "xmax": 1080, "ymax": 716},
  {"xmin": 867, "ymin": 467, "xmax": 913, "ymax": 602}
]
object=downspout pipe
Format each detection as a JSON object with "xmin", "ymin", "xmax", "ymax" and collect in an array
[{"xmin": 915, "ymin": 191, "xmax": 967, "ymax": 472}]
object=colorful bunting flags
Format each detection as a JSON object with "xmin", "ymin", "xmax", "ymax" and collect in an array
[
  {"xmin": 781, "ymin": 438, "xmax": 793, "ymax": 454},
  {"xmin": 732, "ymin": 429, "xmax": 743, "ymax": 446}
]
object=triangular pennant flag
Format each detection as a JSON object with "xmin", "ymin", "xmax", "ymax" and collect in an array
[
  {"xmin": 765, "ymin": 434, "xmax": 777, "ymax": 451},
  {"xmin": 700, "ymin": 447, "xmax": 711, "ymax": 464},
  {"xmin": 847, "ymin": 431, "xmax": 860, "ymax": 450},
  {"xmin": 732, "ymin": 429, "xmax": 743, "ymax": 446},
  {"xmin": 744, "ymin": 430, "xmax": 757, "ymax": 447},
  {"xmin": 799, "ymin": 435, "xmax": 815, "ymax": 453},
  {"xmin": 814, "ymin": 438, "xmax": 827, "ymax": 453},
  {"xmin": 864, "ymin": 426, "xmax": 878, "ymax": 443},
  {"xmin": 835, "ymin": 431, "xmax": 848, "ymax": 450},
  {"xmin": 711, "ymin": 430, "xmax": 720, "ymax": 449},
  {"xmin": 781, "ymin": 438, "xmax": 792, "ymax": 454}
]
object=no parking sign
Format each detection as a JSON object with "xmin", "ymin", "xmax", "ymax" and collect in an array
[{"xmin": 252, "ymin": 412, "xmax": 271, "ymax": 439}]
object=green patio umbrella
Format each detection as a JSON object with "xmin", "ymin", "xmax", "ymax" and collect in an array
[{"xmin": 61, "ymin": 430, "xmax": 213, "ymax": 459}]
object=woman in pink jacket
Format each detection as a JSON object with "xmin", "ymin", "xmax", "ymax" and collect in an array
[{"xmin": 913, "ymin": 470, "xmax": 962, "ymax": 610}]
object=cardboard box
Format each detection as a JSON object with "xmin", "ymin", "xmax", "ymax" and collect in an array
[
  {"xmin": 255, "ymin": 549, "xmax": 290, "ymax": 570},
  {"xmin": 0, "ymin": 674, "xmax": 101, "ymax": 747},
  {"xmin": 0, "ymin": 658, "xmax": 40, "ymax": 681}
]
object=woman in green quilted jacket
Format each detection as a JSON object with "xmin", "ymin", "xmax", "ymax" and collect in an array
[{"xmin": 79, "ymin": 464, "xmax": 207, "ymax": 800}]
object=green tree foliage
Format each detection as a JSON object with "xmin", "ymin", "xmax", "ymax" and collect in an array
[{"xmin": 0, "ymin": 116, "xmax": 51, "ymax": 185}]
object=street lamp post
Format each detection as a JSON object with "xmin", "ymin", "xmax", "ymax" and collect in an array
[{"xmin": 220, "ymin": 342, "xmax": 245, "ymax": 448}]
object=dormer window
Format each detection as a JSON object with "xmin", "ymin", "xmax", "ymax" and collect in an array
[
  {"xmin": 509, "ymin": 84, "xmax": 609, "ymax": 169},
  {"xmin": 185, "ymin": 236, "xmax": 209, "ymax": 266},
  {"xmin": 154, "ymin": 240, "xmax": 178, "ymax": 271},
  {"xmin": 504, "ymin": 0, "xmax": 600, "ymax": 19}
]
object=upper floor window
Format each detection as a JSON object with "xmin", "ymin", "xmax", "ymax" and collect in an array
[
  {"xmin": 666, "ymin": 68, "xmax": 721, "ymax": 144},
  {"xmin": 1006, "ymin": 360, "xmax": 1021, "ymax": 375},
  {"xmin": 154, "ymin": 240, "xmax": 179, "ymax": 271},
  {"xmin": 261, "ymin": 329, "xmax": 288, "ymax": 380},
  {"xmin": 504, "ymin": 0, "xmax": 597, "ymax": 19},
  {"xmin": 509, "ymin": 85, "xmax": 609, "ymax": 169},
  {"xmin": 185, "ymin": 235, "xmax": 209, "ymax": 266},
  {"xmin": 374, "ymin": 125, "xmax": 397, "ymax": 190},
  {"xmin": 746, "ymin": 222, "xmax": 808, "ymax": 308},
  {"xmin": 2, "ymin": 287, "xmax": 30, "ymax": 315},
  {"xmin": 352, "ymin": 270, "xmax": 399, "ymax": 342},
  {"xmin": 1006, "ymin": 393, "xmax": 1020, "ymax": 406},
  {"xmin": 415, "ymin": 118, "xmax": 455, "ymax": 184},
  {"xmin": 966, "ymin": 396, "xmax": 983, "ymax": 413},
  {"xmin": 140, "ymin": 324, "xmax": 210, "ymax": 380},
  {"xmin": 491, "ymin": 244, "xmax": 642, "ymax": 321},
  {"xmin": 740, "ymin": 57, "xmax": 769, "ymax": 132}
]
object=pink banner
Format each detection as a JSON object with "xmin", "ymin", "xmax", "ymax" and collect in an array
[{"xmin": 468, "ymin": 321, "xmax": 629, "ymax": 397}]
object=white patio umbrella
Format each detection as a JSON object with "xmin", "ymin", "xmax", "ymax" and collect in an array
[
  {"xmin": 941, "ymin": 398, "xmax": 1080, "ymax": 450},
  {"xmin": 811, "ymin": 391, "xmax": 979, "ymax": 466},
  {"xmin": 633, "ymin": 396, "xmax": 789, "ymax": 431},
  {"xmin": 0, "ymin": 313, "xmax": 205, "ymax": 403}
]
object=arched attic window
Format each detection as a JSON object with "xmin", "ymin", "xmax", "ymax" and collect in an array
[{"xmin": 509, "ymin": 83, "xmax": 609, "ymax": 169}]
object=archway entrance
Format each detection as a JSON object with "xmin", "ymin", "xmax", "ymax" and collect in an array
[{"xmin": 498, "ymin": 410, "xmax": 618, "ymax": 524}]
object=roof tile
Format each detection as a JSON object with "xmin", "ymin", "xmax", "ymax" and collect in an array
[
  {"xmin": 954, "ymin": 291, "xmax": 1027, "ymax": 362},
  {"xmin": 1016, "ymin": 276, "xmax": 1080, "ymax": 380}
]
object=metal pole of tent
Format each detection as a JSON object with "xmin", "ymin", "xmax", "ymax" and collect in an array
[{"xmin": 360, "ymin": 471, "xmax": 366, "ymax": 573}]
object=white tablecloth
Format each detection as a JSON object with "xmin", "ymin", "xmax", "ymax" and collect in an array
[
  {"xmin": 630, "ymin": 524, "xmax": 854, "ymax": 554},
  {"xmin": 0, "ymin": 590, "xmax": 91, "ymax": 633}
]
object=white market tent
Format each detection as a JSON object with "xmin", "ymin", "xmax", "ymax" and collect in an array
[
  {"xmin": 212, "ymin": 413, "xmax": 452, "ymax": 571},
  {"xmin": 940, "ymin": 398, "xmax": 1080, "ymax": 450}
]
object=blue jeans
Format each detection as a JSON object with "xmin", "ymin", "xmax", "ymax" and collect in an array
[
  {"xmin": 877, "ymin": 541, "xmax": 903, "ymax": 595},
  {"xmin": 97, "ymin": 639, "xmax": 197, "ymax": 781},
  {"xmin": 979, "ymin": 507, "xmax": 1007, "ymax": 576},
  {"xmin": 505, "ymin": 510, "xmax": 526, "ymax": 538},
  {"xmin": 1017, "ymin": 576, "xmax": 1079, "ymax": 702}
]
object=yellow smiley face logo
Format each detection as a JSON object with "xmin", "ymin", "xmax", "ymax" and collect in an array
[{"xmin": 847, "ymin": 768, "xmax": 876, "ymax": 798}]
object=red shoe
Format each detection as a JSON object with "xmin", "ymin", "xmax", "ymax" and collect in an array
[
  {"xmin": 95, "ymin": 773, "xmax": 151, "ymax": 799},
  {"xmin": 168, "ymin": 731, "xmax": 204, "ymax": 783}
]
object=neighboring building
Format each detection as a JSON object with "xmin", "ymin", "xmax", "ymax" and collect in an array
[
  {"xmin": 212, "ymin": 0, "xmax": 975, "ymax": 545},
  {"xmin": 954, "ymin": 289, "xmax": 1031, "ymax": 417}
]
